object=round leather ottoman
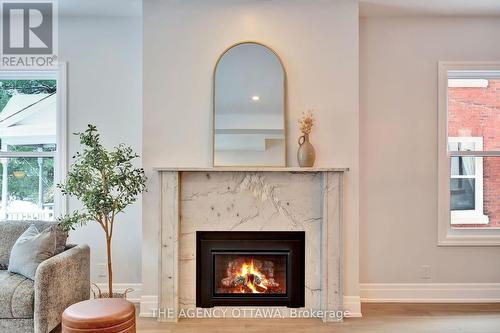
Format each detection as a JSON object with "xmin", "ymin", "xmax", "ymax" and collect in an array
[{"xmin": 62, "ymin": 298, "xmax": 136, "ymax": 333}]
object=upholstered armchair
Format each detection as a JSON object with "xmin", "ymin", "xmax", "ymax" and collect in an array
[{"xmin": 0, "ymin": 221, "xmax": 90, "ymax": 333}]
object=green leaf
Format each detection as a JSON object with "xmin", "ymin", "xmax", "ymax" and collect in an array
[{"xmin": 57, "ymin": 124, "xmax": 147, "ymax": 232}]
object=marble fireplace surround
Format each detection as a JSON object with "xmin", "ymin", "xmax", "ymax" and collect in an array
[{"xmin": 157, "ymin": 167, "xmax": 347, "ymax": 322}]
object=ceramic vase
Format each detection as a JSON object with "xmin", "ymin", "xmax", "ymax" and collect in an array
[{"xmin": 297, "ymin": 134, "xmax": 316, "ymax": 167}]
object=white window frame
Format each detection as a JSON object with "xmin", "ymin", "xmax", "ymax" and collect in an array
[
  {"xmin": 448, "ymin": 137, "xmax": 488, "ymax": 225},
  {"xmin": 438, "ymin": 62, "xmax": 500, "ymax": 246},
  {"xmin": 0, "ymin": 63, "xmax": 67, "ymax": 219}
]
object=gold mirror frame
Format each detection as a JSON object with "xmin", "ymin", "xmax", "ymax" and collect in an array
[{"xmin": 212, "ymin": 41, "xmax": 287, "ymax": 167}]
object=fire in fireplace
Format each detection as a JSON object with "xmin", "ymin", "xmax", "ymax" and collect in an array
[
  {"xmin": 215, "ymin": 254, "xmax": 287, "ymax": 294},
  {"xmin": 196, "ymin": 231, "xmax": 305, "ymax": 308}
]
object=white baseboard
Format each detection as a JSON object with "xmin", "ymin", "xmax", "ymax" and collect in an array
[
  {"xmin": 360, "ymin": 283, "xmax": 500, "ymax": 303},
  {"xmin": 343, "ymin": 295, "xmax": 362, "ymax": 317},
  {"xmin": 93, "ymin": 283, "xmax": 142, "ymax": 304},
  {"xmin": 139, "ymin": 295, "xmax": 159, "ymax": 318}
]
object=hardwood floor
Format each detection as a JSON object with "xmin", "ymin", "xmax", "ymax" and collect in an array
[{"xmin": 134, "ymin": 303, "xmax": 500, "ymax": 333}]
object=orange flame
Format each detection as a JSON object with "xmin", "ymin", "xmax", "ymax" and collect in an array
[{"xmin": 239, "ymin": 259, "xmax": 268, "ymax": 294}]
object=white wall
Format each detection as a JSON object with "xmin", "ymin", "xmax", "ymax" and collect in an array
[
  {"xmin": 143, "ymin": 0, "xmax": 359, "ymax": 308},
  {"xmin": 360, "ymin": 17, "xmax": 500, "ymax": 285},
  {"xmin": 59, "ymin": 15, "xmax": 143, "ymax": 284}
]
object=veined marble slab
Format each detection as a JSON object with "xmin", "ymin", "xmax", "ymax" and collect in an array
[{"xmin": 158, "ymin": 170, "xmax": 344, "ymax": 322}]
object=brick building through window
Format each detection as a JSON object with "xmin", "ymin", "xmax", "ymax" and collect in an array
[{"xmin": 448, "ymin": 79, "xmax": 500, "ymax": 228}]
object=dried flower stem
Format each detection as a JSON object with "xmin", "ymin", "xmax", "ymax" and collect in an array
[{"xmin": 298, "ymin": 111, "xmax": 314, "ymax": 135}]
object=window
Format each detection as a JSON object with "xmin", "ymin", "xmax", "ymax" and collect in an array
[
  {"xmin": 438, "ymin": 62, "xmax": 500, "ymax": 246},
  {"xmin": 448, "ymin": 137, "xmax": 488, "ymax": 225},
  {"xmin": 0, "ymin": 68, "xmax": 66, "ymax": 221}
]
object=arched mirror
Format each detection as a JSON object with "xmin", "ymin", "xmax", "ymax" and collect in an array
[{"xmin": 213, "ymin": 42, "xmax": 286, "ymax": 167}]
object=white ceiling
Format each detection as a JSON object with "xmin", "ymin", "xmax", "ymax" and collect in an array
[
  {"xmin": 360, "ymin": 0, "xmax": 500, "ymax": 17},
  {"xmin": 57, "ymin": 0, "xmax": 500, "ymax": 18},
  {"xmin": 59, "ymin": 0, "xmax": 141, "ymax": 17}
]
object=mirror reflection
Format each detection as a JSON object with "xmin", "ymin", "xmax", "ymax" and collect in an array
[{"xmin": 213, "ymin": 42, "xmax": 286, "ymax": 166}]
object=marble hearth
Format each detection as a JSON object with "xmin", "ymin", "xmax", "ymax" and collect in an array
[{"xmin": 157, "ymin": 167, "xmax": 347, "ymax": 322}]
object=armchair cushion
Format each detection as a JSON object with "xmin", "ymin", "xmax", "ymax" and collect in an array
[
  {"xmin": 0, "ymin": 270, "xmax": 34, "ymax": 319},
  {"xmin": 8, "ymin": 225, "xmax": 57, "ymax": 280},
  {"xmin": 0, "ymin": 221, "xmax": 67, "ymax": 270}
]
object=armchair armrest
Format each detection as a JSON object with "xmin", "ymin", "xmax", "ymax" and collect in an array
[{"xmin": 34, "ymin": 244, "xmax": 90, "ymax": 333}]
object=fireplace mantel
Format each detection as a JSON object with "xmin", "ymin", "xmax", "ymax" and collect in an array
[
  {"xmin": 157, "ymin": 168, "xmax": 346, "ymax": 322},
  {"xmin": 155, "ymin": 166, "xmax": 349, "ymax": 172}
]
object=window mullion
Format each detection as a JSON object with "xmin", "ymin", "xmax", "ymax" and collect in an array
[
  {"xmin": 0, "ymin": 152, "xmax": 55, "ymax": 158},
  {"xmin": 449, "ymin": 151, "xmax": 500, "ymax": 157}
]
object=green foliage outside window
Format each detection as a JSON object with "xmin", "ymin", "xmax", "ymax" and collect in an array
[
  {"xmin": 0, "ymin": 80, "xmax": 57, "ymax": 207},
  {"xmin": 0, "ymin": 80, "xmax": 56, "ymax": 111},
  {"xmin": 5, "ymin": 145, "xmax": 55, "ymax": 204}
]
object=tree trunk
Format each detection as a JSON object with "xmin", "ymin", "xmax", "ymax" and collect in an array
[{"xmin": 106, "ymin": 235, "xmax": 113, "ymax": 298}]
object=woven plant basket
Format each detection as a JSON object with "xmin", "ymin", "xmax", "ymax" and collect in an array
[{"xmin": 91, "ymin": 283, "xmax": 134, "ymax": 299}]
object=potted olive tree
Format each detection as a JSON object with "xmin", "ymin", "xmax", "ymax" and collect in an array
[{"xmin": 58, "ymin": 124, "xmax": 147, "ymax": 298}]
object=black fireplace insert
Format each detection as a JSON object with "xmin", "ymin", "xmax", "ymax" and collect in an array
[{"xmin": 196, "ymin": 231, "xmax": 305, "ymax": 308}]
